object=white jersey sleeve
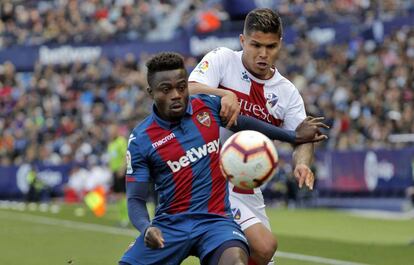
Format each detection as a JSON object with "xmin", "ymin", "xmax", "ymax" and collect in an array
[
  {"xmin": 188, "ymin": 47, "xmax": 231, "ymax": 87},
  {"xmin": 282, "ymin": 88, "xmax": 306, "ymax": 130}
]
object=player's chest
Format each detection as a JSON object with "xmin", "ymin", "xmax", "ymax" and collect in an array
[{"xmin": 148, "ymin": 114, "xmax": 220, "ymax": 169}]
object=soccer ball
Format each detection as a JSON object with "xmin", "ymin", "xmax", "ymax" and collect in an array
[{"xmin": 219, "ymin": 130, "xmax": 278, "ymax": 189}]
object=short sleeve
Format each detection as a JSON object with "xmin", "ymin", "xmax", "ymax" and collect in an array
[
  {"xmin": 188, "ymin": 47, "xmax": 227, "ymax": 87},
  {"xmin": 282, "ymin": 89, "xmax": 306, "ymax": 130},
  {"xmin": 126, "ymin": 133, "xmax": 150, "ymax": 182}
]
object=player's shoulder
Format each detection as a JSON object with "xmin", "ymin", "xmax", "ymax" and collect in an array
[
  {"xmin": 128, "ymin": 117, "xmax": 153, "ymax": 145},
  {"xmin": 190, "ymin": 94, "xmax": 221, "ymax": 108},
  {"xmin": 191, "ymin": 94, "xmax": 221, "ymax": 104},
  {"xmin": 206, "ymin": 47, "xmax": 239, "ymax": 59},
  {"xmin": 272, "ymin": 71, "xmax": 301, "ymax": 94}
]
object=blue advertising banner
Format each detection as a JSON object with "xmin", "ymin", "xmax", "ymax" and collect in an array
[
  {"xmin": 1, "ymin": 148, "xmax": 413, "ymax": 200},
  {"xmin": 0, "ymin": 38, "xmax": 190, "ymax": 71},
  {"xmin": 315, "ymin": 148, "xmax": 414, "ymax": 193},
  {"xmin": 1, "ymin": 15, "xmax": 413, "ymax": 71},
  {"xmin": 0, "ymin": 163, "xmax": 72, "ymax": 199}
]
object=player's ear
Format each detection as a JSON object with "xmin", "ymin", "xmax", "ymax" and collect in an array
[
  {"xmin": 147, "ymin": 87, "xmax": 153, "ymax": 96},
  {"xmin": 239, "ymin": 34, "xmax": 244, "ymax": 48}
]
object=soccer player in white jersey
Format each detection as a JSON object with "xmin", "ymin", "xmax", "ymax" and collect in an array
[{"xmin": 188, "ymin": 8, "xmax": 316, "ymax": 265}]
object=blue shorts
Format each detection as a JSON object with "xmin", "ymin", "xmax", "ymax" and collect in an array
[{"xmin": 119, "ymin": 213, "xmax": 248, "ymax": 265}]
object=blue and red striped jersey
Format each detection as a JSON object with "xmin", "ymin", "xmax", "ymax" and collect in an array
[{"xmin": 125, "ymin": 94, "xmax": 231, "ymax": 217}]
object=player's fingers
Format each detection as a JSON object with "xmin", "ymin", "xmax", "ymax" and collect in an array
[
  {"xmin": 309, "ymin": 116, "xmax": 324, "ymax": 122},
  {"xmin": 155, "ymin": 236, "xmax": 165, "ymax": 248},
  {"xmin": 312, "ymin": 134, "xmax": 328, "ymax": 142},
  {"xmin": 305, "ymin": 172, "xmax": 315, "ymax": 190},
  {"xmin": 312, "ymin": 122, "xmax": 330, "ymax": 129},
  {"xmin": 226, "ymin": 110, "xmax": 239, "ymax": 128},
  {"xmin": 295, "ymin": 170, "xmax": 305, "ymax": 188},
  {"xmin": 220, "ymin": 105, "xmax": 229, "ymax": 121}
]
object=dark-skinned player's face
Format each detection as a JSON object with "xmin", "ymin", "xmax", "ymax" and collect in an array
[
  {"xmin": 148, "ymin": 69, "xmax": 189, "ymax": 122},
  {"xmin": 240, "ymin": 31, "xmax": 281, "ymax": 79}
]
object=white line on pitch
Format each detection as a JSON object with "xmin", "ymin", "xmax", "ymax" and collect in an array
[
  {"xmin": 0, "ymin": 210, "xmax": 137, "ymax": 237},
  {"xmin": 1, "ymin": 210, "xmax": 370, "ymax": 265},
  {"xmin": 276, "ymin": 251, "xmax": 371, "ymax": 265}
]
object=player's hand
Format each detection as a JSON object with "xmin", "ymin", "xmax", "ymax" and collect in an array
[
  {"xmin": 295, "ymin": 116, "xmax": 329, "ymax": 144},
  {"xmin": 220, "ymin": 90, "xmax": 240, "ymax": 128},
  {"xmin": 294, "ymin": 164, "xmax": 314, "ymax": 190},
  {"xmin": 144, "ymin": 226, "xmax": 165, "ymax": 249}
]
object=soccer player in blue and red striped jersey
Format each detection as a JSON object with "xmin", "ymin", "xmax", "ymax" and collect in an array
[{"xmin": 119, "ymin": 52, "xmax": 327, "ymax": 265}]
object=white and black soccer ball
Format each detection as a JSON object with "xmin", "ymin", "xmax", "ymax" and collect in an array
[{"xmin": 220, "ymin": 130, "xmax": 278, "ymax": 189}]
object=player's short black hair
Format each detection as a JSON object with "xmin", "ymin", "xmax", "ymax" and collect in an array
[
  {"xmin": 244, "ymin": 8, "xmax": 283, "ymax": 38},
  {"xmin": 146, "ymin": 52, "xmax": 186, "ymax": 87}
]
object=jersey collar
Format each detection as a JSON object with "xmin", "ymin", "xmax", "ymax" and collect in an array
[{"xmin": 151, "ymin": 100, "xmax": 193, "ymax": 130}]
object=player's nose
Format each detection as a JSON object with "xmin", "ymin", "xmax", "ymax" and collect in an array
[{"xmin": 170, "ymin": 88, "xmax": 182, "ymax": 99}]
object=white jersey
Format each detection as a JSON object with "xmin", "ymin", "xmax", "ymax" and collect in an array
[
  {"xmin": 189, "ymin": 47, "xmax": 306, "ymax": 131},
  {"xmin": 189, "ymin": 47, "xmax": 306, "ymax": 262}
]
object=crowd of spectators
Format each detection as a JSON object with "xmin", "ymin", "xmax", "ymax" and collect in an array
[
  {"xmin": 0, "ymin": 1, "xmax": 413, "ymax": 167},
  {"xmin": 1, "ymin": 25, "xmax": 413, "ymax": 166},
  {"xmin": 280, "ymin": 26, "xmax": 414, "ymax": 151},
  {"xmin": 1, "ymin": 0, "xmax": 414, "ymax": 48},
  {"xmin": 0, "ymin": 0, "xmax": 174, "ymax": 48}
]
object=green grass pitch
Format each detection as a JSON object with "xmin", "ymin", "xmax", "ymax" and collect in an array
[{"xmin": 0, "ymin": 202, "xmax": 413, "ymax": 265}]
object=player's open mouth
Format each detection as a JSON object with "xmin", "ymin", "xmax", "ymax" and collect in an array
[
  {"xmin": 256, "ymin": 62, "xmax": 267, "ymax": 69},
  {"xmin": 170, "ymin": 103, "xmax": 183, "ymax": 111}
]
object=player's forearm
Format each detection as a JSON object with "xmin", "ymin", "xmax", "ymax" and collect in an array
[
  {"xmin": 127, "ymin": 197, "xmax": 150, "ymax": 233},
  {"xmin": 292, "ymin": 143, "xmax": 314, "ymax": 168},
  {"xmin": 188, "ymin": 82, "xmax": 228, "ymax": 97},
  {"xmin": 231, "ymin": 115, "xmax": 296, "ymax": 143},
  {"xmin": 126, "ymin": 181, "xmax": 151, "ymax": 233}
]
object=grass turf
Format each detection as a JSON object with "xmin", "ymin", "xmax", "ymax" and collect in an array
[{"xmin": 0, "ymin": 202, "xmax": 412, "ymax": 265}]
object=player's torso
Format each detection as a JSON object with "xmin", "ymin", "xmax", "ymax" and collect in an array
[
  {"xmin": 142, "ymin": 97, "xmax": 230, "ymax": 216},
  {"xmin": 219, "ymin": 51, "xmax": 294, "ymax": 127}
]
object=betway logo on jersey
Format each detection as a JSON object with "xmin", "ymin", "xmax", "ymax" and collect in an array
[
  {"xmin": 152, "ymin": 133, "xmax": 176, "ymax": 149},
  {"xmin": 167, "ymin": 139, "xmax": 220, "ymax": 173},
  {"xmin": 239, "ymin": 98, "xmax": 274, "ymax": 123}
]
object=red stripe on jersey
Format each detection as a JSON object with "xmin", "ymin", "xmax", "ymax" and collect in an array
[
  {"xmin": 146, "ymin": 121, "xmax": 193, "ymax": 214},
  {"xmin": 126, "ymin": 176, "xmax": 136, "ymax": 182},
  {"xmin": 219, "ymin": 83, "xmax": 282, "ymax": 126},
  {"xmin": 192, "ymin": 98, "xmax": 226, "ymax": 215}
]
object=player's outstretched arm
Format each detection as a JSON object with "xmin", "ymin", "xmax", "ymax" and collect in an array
[
  {"xmin": 189, "ymin": 81, "xmax": 240, "ymax": 128},
  {"xmin": 230, "ymin": 115, "xmax": 328, "ymax": 144}
]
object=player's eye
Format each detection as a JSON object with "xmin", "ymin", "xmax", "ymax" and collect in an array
[{"xmin": 176, "ymin": 82, "xmax": 186, "ymax": 91}]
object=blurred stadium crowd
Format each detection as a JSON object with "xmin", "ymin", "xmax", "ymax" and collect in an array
[
  {"xmin": 0, "ymin": 0, "xmax": 414, "ymax": 168},
  {"xmin": 1, "ymin": 0, "xmax": 413, "ymax": 47}
]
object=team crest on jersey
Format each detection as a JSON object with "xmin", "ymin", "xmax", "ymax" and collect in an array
[
  {"xmin": 266, "ymin": 92, "xmax": 279, "ymax": 108},
  {"xmin": 241, "ymin": 71, "xmax": 250, "ymax": 82},
  {"xmin": 231, "ymin": 208, "xmax": 241, "ymax": 220},
  {"xmin": 196, "ymin": 112, "xmax": 211, "ymax": 127},
  {"xmin": 194, "ymin": 61, "xmax": 209, "ymax": 74}
]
